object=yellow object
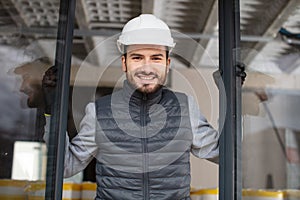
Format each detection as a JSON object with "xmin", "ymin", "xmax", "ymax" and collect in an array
[
  {"xmin": 190, "ymin": 188, "xmax": 218, "ymax": 200},
  {"xmin": 26, "ymin": 181, "xmax": 81, "ymax": 200},
  {"xmin": 0, "ymin": 179, "xmax": 28, "ymax": 200},
  {"xmin": 81, "ymin": 182, "xmax": 97, "ymax": 200},
  {"xmin": 285, "ymin": 189, "xmax": 300, "ymax": 200},
  {"xmin": 243, "ymin": 189, "xmax": 286, "ymax": 200},
  {"xmin": 190, "ymin": 188, "xmax": 290, "ymax": 200}
]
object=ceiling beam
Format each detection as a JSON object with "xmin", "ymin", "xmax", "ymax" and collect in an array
[
  {"xmin": 0, "ymin": 0, "xmax": 34, "ymax": 45},
  {"xmin": 2, "ymin": 0, "xmax": 27, "ymax": 27},
  {"xmin": 243, "ymin": 0, "xmax": 299, "ymax": 66},
  {"xmin": 1, "ymin": 26, "xmax": 282, "ymax": 44}
]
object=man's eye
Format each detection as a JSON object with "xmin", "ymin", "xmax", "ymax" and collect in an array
[
  {"xmin": 132, "ymin": 57, "xmax": 142, "ymax": 60},
  {"xmin": 152, "ymin": 57, "xmax": 162, "ymax": 61}
]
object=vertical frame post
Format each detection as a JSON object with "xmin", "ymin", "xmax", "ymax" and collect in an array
[
  {"xmin": 45, "ymin": 0, "xmax": 76, "ymax": 199},
  {"xmin": 218, "ymin": 0, "xmax": 242, "ymax": 199}
]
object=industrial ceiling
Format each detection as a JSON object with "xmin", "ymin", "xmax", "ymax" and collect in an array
[{"xmin": 0, "ymin": 0, "xmax": 299, "ymax": 74}]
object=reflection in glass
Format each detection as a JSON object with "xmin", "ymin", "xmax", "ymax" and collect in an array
[{"xmin": 241, "ymin": 2, "xmax": 300, "ymax": 191}]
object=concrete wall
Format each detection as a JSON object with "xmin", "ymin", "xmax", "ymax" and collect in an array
[{"xmin": 170, "ymin": 68, "xmax": 219, "ymax": 188}]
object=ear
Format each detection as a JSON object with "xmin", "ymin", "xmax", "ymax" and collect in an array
[
  {"xmin": 166, "ymin": 57, "xmax": 171, "ymax": 73},
  {"xmin": 121, "ymin": 55, "xmax": 127, "ymax": 72}
]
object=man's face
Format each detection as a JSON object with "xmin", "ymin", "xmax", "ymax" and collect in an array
[
  {"xmin": 122, "ymin": 45, "xmax": 170, "ymax": 93},
  {"xmin": 19, "ymin": 72, "xmax": 44, "ymax": 108}
]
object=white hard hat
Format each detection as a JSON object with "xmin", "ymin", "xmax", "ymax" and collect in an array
[{"xmin": 117, "ymin": 14, "xmax": 176, "ymax": 53}]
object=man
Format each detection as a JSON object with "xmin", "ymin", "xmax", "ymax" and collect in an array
[
  {"xmin": 12, "ymin": 57, "xmax": 53, "ymax": 142},
  {"xmin": 13, "ymin": 57, "xmax": 78, "ymax": 141},
  {"xmin": 13, "ymin": 57, "xmax": 52, "ymax": 109},
  {"xmin": 44, "ymin": 14, "xmax": 219, "ymax": 199}
]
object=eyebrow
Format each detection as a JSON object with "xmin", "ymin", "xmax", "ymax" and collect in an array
[
  {"xmin": 128, "ymin": 53, "xmax": 143, "ymax": 57},
  {"xmin": 128, "ymin": 53, "xmax": 165, "ymax": 57},
  {"xmin": 151, "ymin": 54, "xmax": 164, "ymax": 57}
]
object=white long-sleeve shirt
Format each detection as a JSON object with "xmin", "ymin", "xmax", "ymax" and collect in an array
[{"xmin": 44, "ymin": 95, "xmax": 219, "ymax": 178}]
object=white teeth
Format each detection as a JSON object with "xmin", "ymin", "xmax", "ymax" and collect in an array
[
  {"xmin": 138, "ymin": 76, "xmax": 155, "ymax": 80},
  {"xmin": 141, "ymin": 77, "xmax": 152, "ymax": 80}
]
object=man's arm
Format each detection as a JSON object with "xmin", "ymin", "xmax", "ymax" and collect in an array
[
  {"xmin": 44, "ymin": 102, "xmax": 98, "ymax": 177},
  {"xmin": 42, "ymin": 66, "xmax": 98, "ymax": 177},
  {"xmin": 188, "ymin": 95, "xmax": 219, "ymax": 163}
]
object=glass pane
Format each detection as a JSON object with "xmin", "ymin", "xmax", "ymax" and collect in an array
[
  {"xmin": 240, "ymin": 0, "xmax": 300, "ymax": 197},
  {"xmin": 69, "ymin": 1, "xmax": 220, "ymax": 199},
  {"xmin": 0, "ymin": 0, "xmax": 60, "ymax": 199},
  {"xmin": 2, "ymin": 0, "xmax": 222, "ymax": 199}
]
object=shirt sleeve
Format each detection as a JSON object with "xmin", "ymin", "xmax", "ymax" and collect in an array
[
  {"xmin": 188, "ymin": 95, "xmax": 219, "ymax": 159},
  {"xmin": 44, "ymin": 102, "xmax": 98, "ymax": 178}
]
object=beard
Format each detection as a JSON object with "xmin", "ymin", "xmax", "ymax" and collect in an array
[
  {"xmin": 24, "ymin": 84, "xmax": 45, "ymax": 108},
  {"xmin": 136, "ymin": 82, "xmax": 163, "ymax": 93},
  {"xmin": 126, "ymin": 69, "xmax": 167, "ymax": 94}
]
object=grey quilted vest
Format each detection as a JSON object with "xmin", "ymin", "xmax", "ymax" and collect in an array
[{"xmin": 94, "ymin": 81, "xmax": 193, "ymax": 200}]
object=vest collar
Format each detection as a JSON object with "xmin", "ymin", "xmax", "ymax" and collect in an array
[{"xmin": 122, "ymin": 80, "xmax": 163, "ymax": 106}]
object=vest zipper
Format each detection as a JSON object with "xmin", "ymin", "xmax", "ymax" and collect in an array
[{"xmin": 141, "ymin": 93, "xmax": 149, "ymax": 200}]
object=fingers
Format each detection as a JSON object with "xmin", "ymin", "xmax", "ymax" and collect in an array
[
  {"xmin": 45, "ymin": 66, "xmax": 57, "ymax": 75},
  {"xmin": 255, "ymin": 91, "xmax": 268, "ymax": 102},
  {"xmin": 42, "ymin": 66, "xmax": 57, "ymax": 87},
  {"xmin": 42, "ymin": 75, "xmax": 57, "ymax": 87},
  {"xmin": 212, "ymin": 70, "xmax": 221, "ymax": 89}
]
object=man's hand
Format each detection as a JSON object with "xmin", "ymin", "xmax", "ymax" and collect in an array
[
  {"xmin": 42, "ymin": 66, "xmax": 57, "ymax": 115},
  {"xmin": 213, "ymin": 65, "xmax": 246, "ymax": 88},
  {"xmin": 212, "ymin": 69, "xmax": 221, "ymax": 89}
]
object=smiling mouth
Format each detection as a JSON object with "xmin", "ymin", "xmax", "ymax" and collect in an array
[
  {"xmin": 135, "ymin": 72, "xmax": 158, "ymax": 81},
  {"xmin": 137, "ymin": 75, "xmax": 156, "ymax": 80}
]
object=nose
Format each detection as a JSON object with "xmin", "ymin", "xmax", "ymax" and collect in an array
[
  {"xmin": 140, "ymin": 63, "xmax": 155, "ymax": 74},
  {"xmin": 143, "ymin": 57, "xmax": 151, "ymax": 66},
  {"xmin": 19, "ymin": 83, "xmax": 25, "ymax": 93},
  {"xmin": 143, "ymin": 55, "xmax": 160, "ymax": 68},
  {"xmin": 19, "ymin": 81, "xmax": 30, "ymax": 95}
]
